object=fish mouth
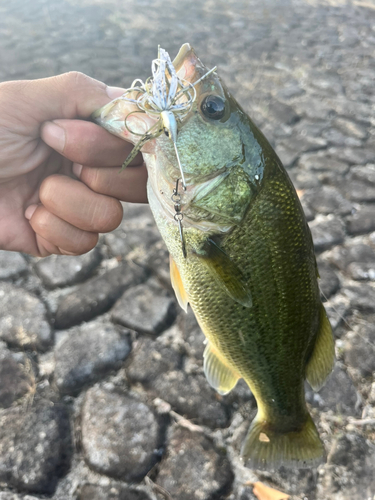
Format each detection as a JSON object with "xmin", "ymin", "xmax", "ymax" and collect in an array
[
  {"xmin": 172, "ymin": 43, "xmax": 211, "ymax": 87},
  {"xmin": 172, "ymin": 43, "xmax": 192, "ymax": 73},
  {"xmin": 91, "ymin": 43, "xmax": 201, "ymax": 149},
  {"xmin": 92, "ymin": 43, "xmax": 213, "ymax": 133}
]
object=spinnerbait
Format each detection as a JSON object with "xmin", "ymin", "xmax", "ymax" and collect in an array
[{"xmin": 117, "ymin": 46, "xmax": 216, "ymax": 257}]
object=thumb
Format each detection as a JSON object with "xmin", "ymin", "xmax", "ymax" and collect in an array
[{"xmin": 0, "ymin": 71, "xmax": 126, "ymax": 125}]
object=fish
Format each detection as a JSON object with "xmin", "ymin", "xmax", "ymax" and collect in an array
[{"xmin": 92, "ymin": 43, "xmax": 335, "ymax": 470}]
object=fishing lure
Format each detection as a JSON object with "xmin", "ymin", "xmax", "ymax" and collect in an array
[
  {"xmin": 119, "ymin": 47, "xmax": 216, "ymax": 178},
  {"xmin": 113, "ymin": 46, "xmax": 217, "ymax": 255}
]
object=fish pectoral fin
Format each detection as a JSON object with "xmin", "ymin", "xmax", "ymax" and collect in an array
[
  {"xmin": 203, "ymin": 343, "xmax": 240, "ymax": 395},
  {"xmin": 194, "ymin": 238, "xmax": 252, "ymax": 308},
  {"xmin": 170, "ymin": 255, "xmax": 189, "ymax": 313},
  {"xmin": 305, "ymin": 304, "xmax": 335, "ymax": 391}
]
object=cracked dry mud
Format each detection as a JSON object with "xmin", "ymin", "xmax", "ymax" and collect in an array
[{"xmin": 0, "ymin": 0, "xmax": 375, "ymax": 499}]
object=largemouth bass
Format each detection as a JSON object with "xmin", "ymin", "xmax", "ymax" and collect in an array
[{"xmin": 92, "ymin": 44, "xmax": 335, "ymax": 470}]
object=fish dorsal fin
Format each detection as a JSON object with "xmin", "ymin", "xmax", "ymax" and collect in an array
[
  {"xmin": 305, "ymin": 304, "xmax": 335, "ymax": 391},
  {"xmin": 203, "ymin": 343, "xmax": 240, "ymax": 395},
  {"xmin": 194, "ymin": 238, "xmax": 252, "ymax": 308},
  {"xmin": 169, "ymin": 254, "xmax": 189, "ymax": 313}
]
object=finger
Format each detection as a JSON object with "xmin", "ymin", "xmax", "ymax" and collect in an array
[
  {"xmin": 75, "ymin": 162, "xmax": 148, "ymax": 203},
  {"xmin": 28, "ymin": 205, "xmax": 98, "ymax": 256},
  {"xmin": 39, "ymin": 174, "xmax": 123, "ymax": 233},
  {"xmin": 34, "ymin": 234, "xmax": 61, "ymax": 257},
  {"xmin": 34, "ymin": 234, "xmax": 74, "ymax": 258},
  {"xmin": 0, "ymin": 72, "xmax": 126, "ymax": 126},
  {"xmin": 40, "ymin": 120, "xmax": 143, "ymax": 167}
]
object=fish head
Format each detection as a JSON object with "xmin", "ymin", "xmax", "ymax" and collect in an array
[
  {"xmin": 93, "ymin": 44, "xmax": 268, "ymax": 231},
  {"xmin": 163, "ymin": 43, "xmax": 236, "ymax": 182}
]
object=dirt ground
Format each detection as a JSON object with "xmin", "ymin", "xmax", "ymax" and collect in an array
[{"xmin": 0, "ymin": 0, "xmax": 374, "ymax": 499}]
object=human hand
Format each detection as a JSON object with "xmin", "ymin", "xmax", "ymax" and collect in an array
[{"xmin": 0, "ymin": 71, "xmax": 148, "ymax": 256}]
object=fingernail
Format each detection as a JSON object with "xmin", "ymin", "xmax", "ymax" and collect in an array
[
  {"xmin": 73, "ymin": 163, "xmax": 83, "ymax": 178},
  {"xmin": 25, "ymin": 204, "xmax": 37, "ymax": 220},
  {"xmin": 106, "ymin": 86, "xmax": 126, "ymax": 99},
  {"xmin": 42, "ymin": 121, "xmax": 66, "ymax": 153}
]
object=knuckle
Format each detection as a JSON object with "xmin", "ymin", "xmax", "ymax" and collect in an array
[
  {"xmin": 60, "ymin": 71, "xmax": 90, "ymax": 88},
  {"xmin": 39, "ymin": 175, "xmax": 60, "ymax": 205},
  {"xmin": 83, "ymin": 168, "xmax": 102, "ymax": 192},
  {"xmin": 32, "ymin": 207, "xmax": 51, "ymax": 233},
  {"xmin": 57, "ymin": 71, "xmax": 105, "ymax": 96}
]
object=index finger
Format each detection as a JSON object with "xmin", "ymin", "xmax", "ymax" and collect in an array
[{"xmin": 41, "ymin": 119, "xmax": 143, "ymax": 168}]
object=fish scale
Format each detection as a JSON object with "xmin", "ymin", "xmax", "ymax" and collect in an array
[{"xmin": 167, "ymin": 168, "xmax": 318, "ymax": 403}]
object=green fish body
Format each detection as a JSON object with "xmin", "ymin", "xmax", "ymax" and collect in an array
[{"xmin": 93, "ymin": 44, "xmax": 335, "ymax": 470}]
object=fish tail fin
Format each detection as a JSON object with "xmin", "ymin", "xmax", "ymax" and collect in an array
[{"xmin": 240, "ymin": 412, "xmax": 325, "ymax": 470}]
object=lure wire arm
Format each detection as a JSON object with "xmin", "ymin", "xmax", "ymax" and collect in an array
[{"xmin": 173, "ymin": 141, "xmax": 187, "ymax": 191}]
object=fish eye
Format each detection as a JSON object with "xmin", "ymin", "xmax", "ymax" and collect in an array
[{"xmin": 201, "ymin": 95, "xmax": 226, "ymax": 120}]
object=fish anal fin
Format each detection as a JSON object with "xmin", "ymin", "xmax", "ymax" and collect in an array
[
  {"xmin": 203, "ymin": 343, "xmax": 240, "ymax": 395},
  {"xmin": 170, "ymin": 255, "xmax": 189, "ymax": 313},
  {"xmin": 195, "ymin": 238, "xmax": 252, "ymax": 308},
  {"xmin": 241, "ymin": 412, "xmax": 325, "ymax": 470},
  {"xmin": 306, "ymin": 304, "xmax": 335, "ymax": 392}
]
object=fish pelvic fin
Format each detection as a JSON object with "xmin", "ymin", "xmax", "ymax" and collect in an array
[
  {"xmin": 170, "ymin": 255, "xmax": 189, "ymax": 313},
  {"xmin": 203, "ymin": 343, "xmax": 240, "ymax": 395},
  {"xmin": 306, "ymin": 304, "xmax": 335, "ymax": 391},
  {"xmin": 241, "ymin": 412, "xmax": 325, "ymax": 471}
]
